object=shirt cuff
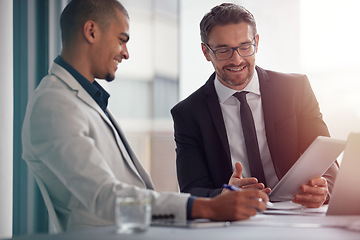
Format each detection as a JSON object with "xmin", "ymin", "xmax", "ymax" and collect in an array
[{"xmin": 186, "ymin": 196, "xmax": 196, "ymax": 220}]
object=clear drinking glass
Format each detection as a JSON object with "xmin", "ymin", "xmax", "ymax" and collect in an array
[{"xmin": 115, "ymin": 189, "xmax": 151, "ymax": 234}]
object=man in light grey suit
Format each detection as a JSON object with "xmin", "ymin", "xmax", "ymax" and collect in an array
[{"xmin": 21, "ymin": 0, "xmax": 269, "ymax": 232}]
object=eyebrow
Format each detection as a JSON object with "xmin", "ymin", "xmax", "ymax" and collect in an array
[{"xmin": 214, "ymin": 40, "xmax": 253, "ymax": 49}]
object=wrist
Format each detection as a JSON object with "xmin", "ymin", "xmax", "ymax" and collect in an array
[{"xmin": 191, "ymin": 198, "xmax": 213, "ymax": 219}]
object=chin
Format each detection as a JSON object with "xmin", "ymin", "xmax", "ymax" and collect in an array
[{"xmin": 105, "ymin": 73, "xmax": 115, "ymax": 82}]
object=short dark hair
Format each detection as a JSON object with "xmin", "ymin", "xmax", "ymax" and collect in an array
[
  {"xmin": 200, "ymin": 3, "xmax": 257, "ymax": 44},
  {"xmin": 60, "ymin": 0, "xmax": 129, "ymax": 46}
]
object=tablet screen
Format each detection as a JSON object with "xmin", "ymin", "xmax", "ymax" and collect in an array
[{"xmin": 269, "ymin": 136, "xmax": 345, "ymax": 202}]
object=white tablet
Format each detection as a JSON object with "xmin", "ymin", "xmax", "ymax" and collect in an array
[{"xmin": 269, "ymin": 136, "xmax": 345, "ymax": 202}]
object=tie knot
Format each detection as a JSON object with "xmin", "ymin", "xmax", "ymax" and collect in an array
[{"xmin": 233, "ymin": 91, "xmax": 248, "ymax": 103}]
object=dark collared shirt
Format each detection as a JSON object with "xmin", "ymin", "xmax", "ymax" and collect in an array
[{"xmin": 54, "ymin": 56, "xmax": 110, "ymax": 113}]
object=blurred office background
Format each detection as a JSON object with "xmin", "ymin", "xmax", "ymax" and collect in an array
[{"xmin": 1, "ymin": 0, "xmax": 360, "ymax": 238}]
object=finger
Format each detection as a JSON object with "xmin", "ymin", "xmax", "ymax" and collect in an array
[
  {"xmin": 242, "ymin": 189, "xmax": 269, "ymax": 203},
  {"xmin": 294, "ymin": 193, "xmax": 325, "ymax": 202},
  {"xmin": 292, "ymin": 198, "xmax": 323, "ymax": 208},
  {"xmin": 309, "ymin": 177, "xmax": 327, "ymax": 186},
  {"xmin": 241, "ymin": 182, "xmax": 264, "ymax": 190},
  {"xmin": 293, "ymin": 193, "xmax": 327, "ymax": 208},
  {"xmin": 301, "ymin": 185, "xmax": 328, "ymax": 195},
  {"xmin": 261, "ymin": 187, "xmax": 271, "ymax": 195},
  {"xmin": 224, "ymin": 192, "xmax": 261, "ymax": 220},
  {"xmin": 253, "ymin": 177, "xmax": 267, "ymax": 187},
  {"xmin": 292, "ymin": 197, "xmax": 325, "ymax": 208},
  {"xmin": 258, "ymin": 190, "xmax": 269, "ymax": 203},
  {"xmin": 232, "ymin": 162, "xmax": 243, "ymax": 179},
  {"xmin": 245, "ymin": 197, "xmax": 267, "ymax": 212}
]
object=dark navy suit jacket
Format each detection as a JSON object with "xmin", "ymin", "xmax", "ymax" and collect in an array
[{"xmin": 171, "ymin": 66, "xmax": 338, "ymax": 197}]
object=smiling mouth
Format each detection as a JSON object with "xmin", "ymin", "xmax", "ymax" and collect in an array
[
  {"xmin": 227, "ymin": 65, "xmax": 246, "ymax": 72},
  {"xmin": 113, "ymin": 58, "xmax": 121, "ymax": 65}
]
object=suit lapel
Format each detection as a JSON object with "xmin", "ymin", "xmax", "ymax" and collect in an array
[
  {"xmin": 50, "ymin": 63, "xmax": 149, "ymax": 186},
  {"xmin": 107, "ymin": 111, "xmax": 154, "ymax": 190},
  {"xmin": 257, "ymin": 66, "xmax": 279, "ymax": 177},
  {"xmin": 204, "ymin": 73, "xmax": 231, "ymax": 161}
]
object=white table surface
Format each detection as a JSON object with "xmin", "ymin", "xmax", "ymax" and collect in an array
[
  {"xmin": 7, "ymin": 222, "xmax": 360, "ymax": 240},
  {"xmin": 7, "ymin": 205, "xmax": 360, "ymax": 240}
]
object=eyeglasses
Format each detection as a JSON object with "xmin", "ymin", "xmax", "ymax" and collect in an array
[{"xmin": 204, "ymin": 38, "xmax": 257, "ymax": 61}]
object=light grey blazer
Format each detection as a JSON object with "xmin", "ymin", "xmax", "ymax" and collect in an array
[{"xmin": 22, "ymin": 62, "xmax": 189, "ymax": 231}]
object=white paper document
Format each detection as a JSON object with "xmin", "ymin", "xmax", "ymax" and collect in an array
[
  {"xmin": 267, "ymin": 201, "xmax": 305, "ymax": 210},
  {"xmin": 263, "ymin": 201, "xmax": 328, "ymax": 215}
]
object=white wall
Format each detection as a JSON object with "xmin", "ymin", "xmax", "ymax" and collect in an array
[
  {"xmin": 299, "ymin": 0, "xmax": 360, "ymax": 140},
  {"xmin": 0, "ymin": 0, "xmax": 13, "ymax": 238},
  {"xmin": 180, "ymin": 0, "xmax": 360, "ymax": 141}
]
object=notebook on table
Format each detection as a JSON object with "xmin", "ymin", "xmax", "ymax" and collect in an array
[{"xmin": 151, "ymin": 219, "xmax": 229, "ymax": 228}]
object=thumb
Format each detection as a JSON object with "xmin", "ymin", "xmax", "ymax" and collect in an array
[{"xmin": 232, "ymin": 162, "xmax": 243, "ymax": 179}]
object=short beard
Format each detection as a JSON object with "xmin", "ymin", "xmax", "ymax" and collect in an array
[
  {"xmin": 224, "ymin": 75, "xmax": 251, "ymax": 87},
  {"xmin": 105, "ymin": 73, "xmax": 115, "ymax": 82}
]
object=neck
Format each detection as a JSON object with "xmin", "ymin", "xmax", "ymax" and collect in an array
[{"xmin": 60, "ymin": 48, "xmax": 95, "ymax": 83}]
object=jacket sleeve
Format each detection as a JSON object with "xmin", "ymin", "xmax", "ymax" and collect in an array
[
  {"xmin": 297, "ymin": 75, "xmax": 339, "ymax": 197},
  {"xmin": 171, "ymin": 106, "xmax": 224, "ymax": 198}
]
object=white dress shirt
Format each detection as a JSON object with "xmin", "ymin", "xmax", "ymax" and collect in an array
[{"xmin": 214, "ymin": 71, "xmax": 279, "ymax": 188}]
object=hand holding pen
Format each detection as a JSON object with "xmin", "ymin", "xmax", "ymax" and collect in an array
[{"xmin": 223, "ymin": 184, "xmax": 273, "ymax": 209}]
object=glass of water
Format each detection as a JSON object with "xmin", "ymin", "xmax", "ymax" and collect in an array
[{"xmin": 115, "ymin": 189, "xmax": 151, "ymax": 233}]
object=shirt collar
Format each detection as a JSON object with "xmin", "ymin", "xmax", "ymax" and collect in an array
[
  {"xmin": 54, "ymin": 56, "xmax": 110, "ymax": 112},
  {"xmin": 214, "ymin": 69, "xmax": 260, "ymax": 104}
]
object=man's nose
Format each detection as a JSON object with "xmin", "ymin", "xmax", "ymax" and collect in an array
[
  {"xmin": 121, "ymin": 45, "xmax": 129, "ymax": 60},
  {"xmin": 229, "ymin": 48, "xmax": 244, "ymax": 63}
]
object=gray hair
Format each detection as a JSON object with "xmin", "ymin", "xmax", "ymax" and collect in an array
[{"xmin": 200, "ymin": 3, "xmax": 257, "ymax": 44}]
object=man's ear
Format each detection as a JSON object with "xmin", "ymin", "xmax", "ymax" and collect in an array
[
  {"xmin": 201, "ymin": 43, "xmax": 211, "ymax": 62},
  {"xmin": 83, "ymin": 20, "xmax": 97, "ymax": 43}
]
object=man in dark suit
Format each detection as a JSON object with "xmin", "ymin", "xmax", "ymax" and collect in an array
[{"xmin": 171, "ymin": 3, "xmax": 338, "ymax": 208}]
